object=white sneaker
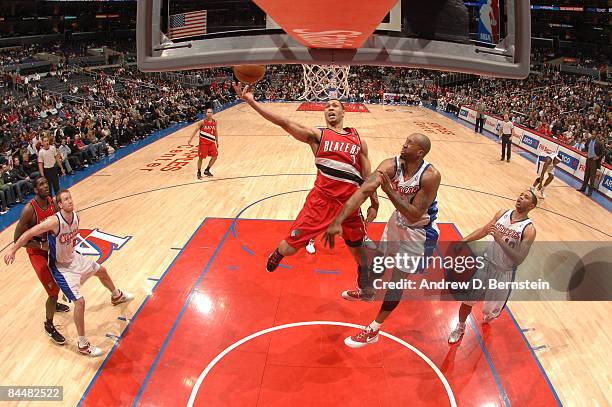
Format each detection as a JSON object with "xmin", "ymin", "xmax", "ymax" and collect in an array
[
  {"xmin": 111, "ymin": 290, "xmax": 134, "ymax": 306},
  {"xmin": 78, "ymin": 341, "xmax": 103, "ymax": 357},
  {"xmin": 530, "ymin": 187, "xmax": 536, "ymax": 193},
  {"xmin": 540, "ymin": 191, "xmax": 546, "ymax": 199},
  {"xmin": 448, "ymin": 323, "xmax": 466, "ymax": 344},
  {"xmin": 306, "ymin": 239, "xmax": 316, "ymax": 255}
]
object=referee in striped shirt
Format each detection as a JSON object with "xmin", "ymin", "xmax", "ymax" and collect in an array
[{"xmin": 37, "ymin": 136, "xmax": 65, "ymax": 197}]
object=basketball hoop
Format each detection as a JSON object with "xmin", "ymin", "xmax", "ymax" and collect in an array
[{"xmin": 300, "ymin": 65, "xmax": 351, "ymax": 101}]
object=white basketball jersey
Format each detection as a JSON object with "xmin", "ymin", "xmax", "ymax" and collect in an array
[
  {"xmin": 485, "ymin": 210, "xmax": 532, "ymax": 271},
  {"xmin": 537, "ymin": 152, "xmax": 557, "ymax": 175},
  {"xmin": 390, "ymin": 156, "xmax": 438, "ymax": 228},
  {"xmin": 48, "ymin": 211, "xmax": 79, "ymax": 265}
]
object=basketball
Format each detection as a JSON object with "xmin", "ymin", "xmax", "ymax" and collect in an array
[{"xmin": 233, "ymin": 65, "xmax": 266, "ymax": 84}]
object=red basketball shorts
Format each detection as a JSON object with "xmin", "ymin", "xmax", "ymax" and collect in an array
[
  {"xmin": 28, "ymin": 252, "xmax": 60, "ymax": 297},
  {"xmin": 285, "ymin": 188, "xmax": 365, "ymax": 248},
  {"xmin": 198, "ymin": 139, "xmax": 218, "ymax": 158}
]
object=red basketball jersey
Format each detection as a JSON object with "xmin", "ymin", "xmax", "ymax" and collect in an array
[
  {"xmin": 199, "ymin": 119, "xmax": 217, "ymax": 142},
  {"xmin": 314, "ymin": 127, "xmax": 363, "ymax": 202},
  {"xmin": 26, "ymin": 196, "xmax": 56, "ymax": 255}
]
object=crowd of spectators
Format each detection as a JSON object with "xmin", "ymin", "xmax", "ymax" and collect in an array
[
  {"xmin": 1, "ymin": 47, "xmax": 610, "ymax": 214},
  {"xmin": 438, "ymin": 71, "xmax": 610, "ymax": 162},
  {"xmin": 0, "ymin": 62, "xmax": 235, "ymax": 214},
  {"xmin": 252, "ymin": 65, "xmax": 609, "ymax": 159}
]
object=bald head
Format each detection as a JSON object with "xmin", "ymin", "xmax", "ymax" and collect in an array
[
  {"xmin": 401, "ymin": 133, "xmax": 432, "ymax": 162},
  {"xmin": 412, "ymin": 133, "xmax": 431, "ymax": 156}
]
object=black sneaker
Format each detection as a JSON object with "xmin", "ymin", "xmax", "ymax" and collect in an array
[
  {"xmin": 197, "ymin": 170, "xmax": 202, "ymax": 180},
  {"xmin": 266, "ymin": 249, "xmax": 284, "ymax": 272},
  {"xmin": 44, "ymin": 322, "xmax": 66, "ymax": 345},
  {"xmin": 204, "ymin": 170, "xmax": 213, "ymax": 177},
  {"xmin": 55, "ymin": 303, "xmax": 70, "ymax": 313}
]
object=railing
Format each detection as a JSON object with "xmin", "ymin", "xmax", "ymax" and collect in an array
[
  {"xmin": 511, "ymin": 83, "xmax": 563, "ymax": 96},
  {"xmin": 559, "ymin": 65, "xmax": 601, "ymax": 77},
  {"xmin": 156, "ymin": 71, "xmax": 232, "ymax": 87}
]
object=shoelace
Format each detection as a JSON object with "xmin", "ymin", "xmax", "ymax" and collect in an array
[
  {"xmin": 45, "ymin": 323, "xmax": 63, "ymax": 331},
  {"xmin": 355, "ymin": 328, "xmax": 372, "ymax": 340}
]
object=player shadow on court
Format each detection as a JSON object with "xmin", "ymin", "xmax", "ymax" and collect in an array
[
  {"xmin": 313, "ymin": 301, "xmax": 361, "ymax": 319},
  {"xmin": 435, "ymin": 317, "xmax": 492, "ymax": 402}
]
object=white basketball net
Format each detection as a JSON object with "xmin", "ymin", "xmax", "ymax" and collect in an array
[{"xmin": 300, "ymin": 64, "xmax": 351, "ymax": 101}]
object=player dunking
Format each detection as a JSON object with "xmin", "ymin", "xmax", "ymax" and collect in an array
[
  {"xmin": 189, "ymin": 108, "xmax": 219, "ymax": 178},
  {"xmin": 531, "ymin": 153, "xmax": 561, "ymax": 199},
  {"xmin": 5, "ymin": 190, "xmax": 134, "ymax": 357},
  {"xmin": 233, "ymin": 83, "xmax": 378, "ymax": 282},
  {"xmin": 448, "ymin": 190, "xmax": 536, "ymax": 344},
  {"xmin": 12, "ymin": 177, "xmax": 70, "ymax": 345},
  {"xmin": 325, "ymin": 133, "xmax": 441, "ymax": 347}
]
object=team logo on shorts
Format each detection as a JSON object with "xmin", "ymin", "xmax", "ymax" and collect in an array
[
  {"xmin": 75, "ymin": 229, "xmax": 132, "ymax": 264},
  {"xmin": 290, "ymin": 229, "xmax": 301, "ymax": 240}
]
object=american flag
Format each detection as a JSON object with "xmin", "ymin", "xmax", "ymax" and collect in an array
[{"xmin": 169, "ymin": 10, "xmax": 207, "ymax": 40}]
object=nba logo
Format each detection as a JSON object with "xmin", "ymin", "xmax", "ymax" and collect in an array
[{"xmin": 477, "ymin": 0, "xmax": 499, "ymax": 44}]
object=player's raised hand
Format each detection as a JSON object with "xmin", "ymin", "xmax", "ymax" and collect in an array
[
  {"xmin": 365, "ymin": 206, "xmax": 377, "ymax": 225},
  {"xmin": 323, "ymin": 221, "xmax": 343, "ymax": 249},
  {"xmin": 488, "ymin": 224, "xmax": 502, "ymax": 242},
  {"xmin": 378, "ymin": 170, "xmax": 394, "ymax": 195},
  {"xmin": 232, "ymin": 82, "xmax": 254, "ymax": 103}
]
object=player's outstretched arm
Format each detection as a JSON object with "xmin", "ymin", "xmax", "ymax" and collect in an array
[
  {"xmin": 461, "ymin": 209, "xmax": 506, "ymax": 244},
  {"xmin": 14, "ymin": 204, "xmax": 44, "ymax": 251},
  {"xmin": 4, "ymin": 217, "xmax": 58, "ymax": 265},
  {"xmin": 381, "ymin": 165, "xmax": 440, "ymax": 224},
  {"xmin": 188, "ymin": 122, "xmax": 201, "ymax": 145},
  {"xmin": 233, "ymin": 82, "xmax": 320, "ymax": 146},
  {"xmin": 324, "ymin": 159, "xmax": 394, "ymax": 248},
  {"xmin": 359, "ymin": 139, "xmax": 379, "ymax": 224},
  {"xmin": 214, "ymin": 122, "xmax": 219, "ymax": 147}
]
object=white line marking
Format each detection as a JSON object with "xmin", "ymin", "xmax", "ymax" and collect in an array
[{"xmin": 187, "ymin": 320, "xmax": 456, "ymax": 406}]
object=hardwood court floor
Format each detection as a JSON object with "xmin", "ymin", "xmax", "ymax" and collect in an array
[{"xmin": 0, "ymin": 103, "xmax": 609, "ymax": 406}]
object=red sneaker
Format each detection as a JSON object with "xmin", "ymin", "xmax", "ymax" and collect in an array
[
  {"xmin": 111, "ymin": 290, "xmax": 134, "ymax": 306},
  {"xmin": 341, "ymin": 289, "xmax": 374, "ymax": 302},
  {"xmin": 78, "ymin": 341, "xmax": 103, "ymax": 357},
  {"xmin": 344, "ymin": 327, "xmax": 379, "ymax": 348}
]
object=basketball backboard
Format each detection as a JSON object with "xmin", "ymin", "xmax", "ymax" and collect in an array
[{"xmin": 137, "ymin": 0, "xmax": 530, "ymax": 79}]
